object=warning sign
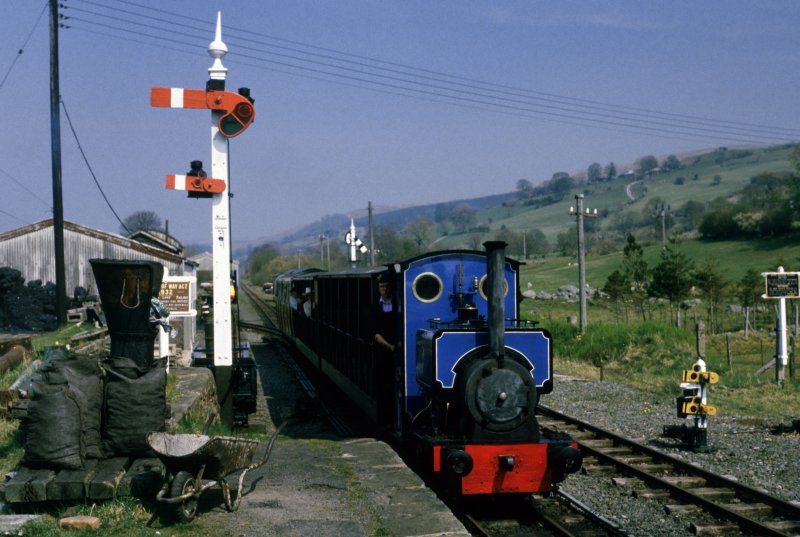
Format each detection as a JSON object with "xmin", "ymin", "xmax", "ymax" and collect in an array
[{"xmin": 158, "ymin": 276, "xmax": 196, "ymax": 315}]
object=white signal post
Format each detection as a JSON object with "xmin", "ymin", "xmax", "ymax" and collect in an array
[
  {"xmin": 345, "ymin": 218, "xmax": 368, "ymax": 268},
  {"xmin": 208, "ymin": 13, "xmax": 233, "ymax": 368},
  {"xmin": 762, "ymin": 266, "xmax": 800, "ymax": 385}
]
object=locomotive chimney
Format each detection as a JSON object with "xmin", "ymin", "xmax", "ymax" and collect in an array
[{"xmin": 483, "ymin": 241, "xmax": 507, "ymax": 369}]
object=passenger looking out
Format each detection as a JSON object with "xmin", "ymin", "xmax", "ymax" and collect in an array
[{"xmin": 302, "ymin": 287, "xmax": 313, "ymax": 317}]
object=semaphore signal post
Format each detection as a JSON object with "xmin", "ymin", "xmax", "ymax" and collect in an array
[{"xmin": 150, "ymin": 12, "xmax": 255, "ymax": 425}]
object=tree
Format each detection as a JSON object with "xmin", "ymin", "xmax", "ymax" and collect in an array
[
  {"xmin": 637, "ymin": 155, "xmax": 659, "ymax": 177},
  {"xmin": 587, "ymin": 162, "xmax": 603, "ymax": 183},
  {"xmin": 738, "ymin": 268, "xmax": 763, "ymax": 336},
  {"xmin": 693, "ymin": 260, "xmax": 729, "ymax": 333},
  {"xmin": 450, "ymin": 204, "xmax": 477, "ymax": 232},
  {"xmin": 555, "ymin": 229, "xmax": 577, "ymax": 257},
  {"xmin": 648, "ymin": 239, "xmax": 695, "ymax": 327},
  {"xmin": 374, "ymin": 224, "xmax": 415, "ymax": 262},
  {"xmin": 679, "ymin": 200, "xmax": 705, "ymax": 231},
  {"xmin": 549, "ymin": 172, "xmax": 574, "ymax": 199},
  {"xmin": 789, "ymin": 144, "xmax": 800, "ymax": 221},
  {"xmin": 405, "ymin": 216, "xmax": 436, "ymax": 252},
  {"xmin": 602, "ymin": 269, "xmax": 630, "ymax": 321},
  {"xmin": 663, "ymin": 154, "xmax": 682, "ymax": 171},
  {"xmin": 246, "ymin": 244, "xmax": 281, "ymax": 285},
  {"xmin": 621, "ymin": 234, "xmax": 649, "ymax": 321},
  {"xmin": 604, "ymin": 162, "xmax": 617, "ymax": 181},
  {"xmin": 516, "ymin": 179, "xmax": 534, "ymax": 199},
  {"xmin": 121, "ymin": 210, "xmax": 162, "ymax": 236},
  {"xmin": 525, "ymin": 228, "xmax": 550, "ymax": 258}
]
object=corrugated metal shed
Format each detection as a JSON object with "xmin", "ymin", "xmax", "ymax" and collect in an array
[{"xmin": 0, "ymin": 219, "xmax": 189, "ymax": 295}]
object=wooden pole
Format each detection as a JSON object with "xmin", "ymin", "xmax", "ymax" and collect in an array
[
  {"xmin": 50, "ymin": 0, "xmax": 66, "ymax": 326},
  {"xmin": 726, "ymin": 333, "xmax": 732, "ymax": 370}
]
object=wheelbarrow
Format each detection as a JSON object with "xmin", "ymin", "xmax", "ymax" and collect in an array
[{"xmin": 147, "ymin": 431, "xmax": 264, "ymax": 522}]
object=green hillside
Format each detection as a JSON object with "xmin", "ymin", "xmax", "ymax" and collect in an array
[
  {"xmin": 521, "ymin": 236, "xmax": 800, "ymax": 294},
  {"xmin": 425, "ymin": 144, "xmax": 798, "ymax": 292},
  {"xmin": 439, "ymin": 144, "xmax": 795, "ymax": 247}
]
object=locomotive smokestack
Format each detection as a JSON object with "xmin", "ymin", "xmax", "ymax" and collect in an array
[{"xmin": 483, "ymin": 241, "xmax": 507, "ymax": 369}]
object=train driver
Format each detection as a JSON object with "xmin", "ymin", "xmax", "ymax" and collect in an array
[
  {"xmin": 372, "ymin": 274, "xmax": 401, "ymax": 430},
  {"xmin": 372, "ymin": 274, "xmax": 398, "ymax": 352}
]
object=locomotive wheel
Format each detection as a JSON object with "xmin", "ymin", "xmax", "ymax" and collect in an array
[{"xmin": 170, "ymin": 471, "xmax": 199, "ymax": 523}]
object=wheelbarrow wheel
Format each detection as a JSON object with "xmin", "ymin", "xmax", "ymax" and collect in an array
[{"xmin": 170, "ymin": 471, "xmax": 198, "ymax": 523}]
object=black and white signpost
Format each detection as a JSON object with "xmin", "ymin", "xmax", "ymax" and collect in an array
[{"xmin": 762, "ymin": 266, "xmax": 799, "ymax": 385}]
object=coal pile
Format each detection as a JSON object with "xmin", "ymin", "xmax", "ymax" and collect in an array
[{"xmin": 0, "ymin": 267, "xmax": 58, "ymax": 332}]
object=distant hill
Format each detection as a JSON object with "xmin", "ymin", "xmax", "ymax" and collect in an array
[
  {"xmin": 259, "ymin": 191, "xmax": 517, "ymax": 254},
  {"xmin": 235, "ymin": 143, "xmax": 797, "ymax": 261}
]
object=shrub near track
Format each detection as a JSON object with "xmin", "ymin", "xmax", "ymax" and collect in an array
[{"xmin": 549, "ymin": 320, "xmax": 800, "ymax": 419}]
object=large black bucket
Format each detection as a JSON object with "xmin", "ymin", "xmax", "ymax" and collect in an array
[{"xmin": 90, "ymin": 259, "xmax": 164, "ymax": 367}]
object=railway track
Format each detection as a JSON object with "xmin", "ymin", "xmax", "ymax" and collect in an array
[
  {"xmin": 237, "ymin": 283, "xmax": 353, "ymax": 437},
  {"xmin": 537, "ymin": 405, "xmax": 800, "ymax": 536},
  {"xmin": 463, "ymin": 490, "xmax": 627, "ymax": 537}
]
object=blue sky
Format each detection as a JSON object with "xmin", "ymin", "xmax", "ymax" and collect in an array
[{"xmin": 1, "ymin": 1, "xmax": 799, "ymax": 247}]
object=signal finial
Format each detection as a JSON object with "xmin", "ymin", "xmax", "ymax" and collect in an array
[{"xmin": 208, "ymin": 11, "xmax": 228, "ymax": 81}]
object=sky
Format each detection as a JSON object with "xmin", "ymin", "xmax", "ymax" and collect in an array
[{"xmin": 1, "ymin": 1, "xmax": 799, "ymax": 249}]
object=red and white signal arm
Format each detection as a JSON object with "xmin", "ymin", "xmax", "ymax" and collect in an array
[
  {"xmin": 150, "ymin": 87, "xmax": 255, "ymax": 138},
  {"xmin": 166, "ymin": 174, "xmax": 226, "ymax": 194}
]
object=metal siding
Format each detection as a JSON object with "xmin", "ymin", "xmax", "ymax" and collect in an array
[{"xmin": 0, "ymin": 224, "xmax": 182, "ymax": 294}]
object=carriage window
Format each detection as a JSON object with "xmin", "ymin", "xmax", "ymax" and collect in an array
[
  {"xmin": 412, "ymin": 272, "xmax": 443, "ymax": 303},
  {"xmin": 478, "ymin": 274, "xmax": 509, "ymax": 300}
]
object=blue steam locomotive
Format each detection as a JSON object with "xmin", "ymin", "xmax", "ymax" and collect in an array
[{"xmin": 275, "ymin": 242, "xmax": 580, "ymax": 495}]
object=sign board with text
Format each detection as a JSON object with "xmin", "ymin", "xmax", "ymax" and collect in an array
[
  {"xmin": 158, "ymin": 276, "xmax": 197, "ymax": 316},
  {"xmin": 763, "ymin": 272, "xmax": 800, "ymax": 299}
]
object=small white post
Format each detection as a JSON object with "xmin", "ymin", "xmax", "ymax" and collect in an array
[
  {"xmin": 158, "ymin": 320, "xmax": 170, "ymax": 373},
  {"xmin": 777, "ymin": 267, "xmax": 788, "ymax": 384},
  {"xmin": 349, "ymin": 218, "xmax": 358, "ymax": 268}
]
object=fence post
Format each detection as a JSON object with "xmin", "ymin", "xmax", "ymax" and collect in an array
[
  {"xmin": 726, "ymin": 333, "xmax": 732, "ymax": 370},
  {"xmin": 696, "ymin": 320, "xmax": 706, "ymax": 359}
]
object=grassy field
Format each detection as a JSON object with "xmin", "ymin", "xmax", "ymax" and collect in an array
[
  {"xmin": 540, "ymin": 317, "xmax": 800, "ymax": 420},
  {"xmin": 518, "ymin": 236, "xmax": 800, "ymax": 295}
]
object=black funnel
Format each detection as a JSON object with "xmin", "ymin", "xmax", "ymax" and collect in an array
[
  {"xmin": 483, "ymin": 241, "xmax": 507, "ymax": 369},
  {"xmin": 90, "ymin": 259, "xmax": 164, "ymax": 367}
]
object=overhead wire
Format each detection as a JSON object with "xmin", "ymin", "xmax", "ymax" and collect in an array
[
  {"xmin": 58, "ymin": 0, "xmax": 799, "ymax": 146},
  {"xmin": 0, "ymin": 208, "xmax": 29, "ymax": 226},
  {"xmin": 0, "ymin": 1, "xmax": 48, "ymax": 91},
  {"xmin": 0, "ymin": 165, "xmax": 53, "ymax": 212},
  {"xmin": 65, "ymin": 0, "xmax": 800, "ymax": 141},
  {"xmin": 60, "ymin": 98, "xmax": 131, "ymax": 235},
  {"xmin": 97, "ymin": 0, "xmax": 800, "ymax": 138}
]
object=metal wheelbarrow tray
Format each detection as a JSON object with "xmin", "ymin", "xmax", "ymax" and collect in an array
[{"xmin": 147, "ymin": 431, "xmax": 263, "ymax": 522}]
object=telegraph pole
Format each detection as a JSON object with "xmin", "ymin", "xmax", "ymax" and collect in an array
[
  {"xmin": 49, "ymin": 0, "xmax": 66, "ymax": 325},
  {"xmin": 368, "ymin": 201, "xmax": 375, "ymax": 267},
  {"xmin": 659, "ymin": 204, "xmax": 671, "ymax": 248},
  {"xmin": 570, "ymin": 194, "xmax": 598, "ymax": 334}
]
